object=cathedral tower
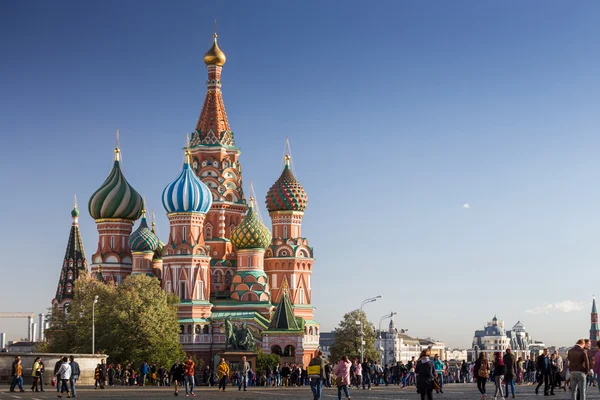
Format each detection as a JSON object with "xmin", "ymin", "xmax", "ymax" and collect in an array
[
  {"xmin": 161, "ymin": 145, "xmax": 214, "ymax": 321},
  {"xmin": 591, "ymin": 296, "xmax": 599, "ymax": 342},
  {"xmin": 128, "ymin": 205, "xmax": 160, "ymax": 277},
  {"xmin": 189, "ymin": 34, "xmax": 246, "ymax": 293},
  {"xmin": 229, "ymin": 199, "xmax": 273, "ymax": 319},
  {"xmin": 88, "ymin": 133, "xmax": 143, "ymax": 283},
  {"xmin": 52, "ymin": 198, "xmax": 89, "ymax": 310},
  {"xmin": 264, "ymin": 154, "xmax": 315, "ymax": 320}
]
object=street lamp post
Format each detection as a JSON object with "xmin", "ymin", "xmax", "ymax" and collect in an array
[
  {"xmin": 92, "ymin": 295, "xmax": 99, "ymax": 354},
  {"xmin": 377, "ymin": 312, "xmax": 397, "ymax": 365},
  {"xmin": 359, "ymin": 295, "xmax": 382, "ymax": 363}
]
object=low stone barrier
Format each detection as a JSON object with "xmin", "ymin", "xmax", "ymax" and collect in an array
[{"xmin": 0, "ymin": 353, "xmax": 107, "ymax": 386}]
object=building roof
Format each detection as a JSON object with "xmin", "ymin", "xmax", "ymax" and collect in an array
[
  {"xmin": 88, "ymin": 143, "xmax": 143, "ymax": 221},
  {"xmin": 162, "ymin": 153, "xmax": 212, "ymax": 214},
  {"xmin": 266, "ymin": 291, "xmax": 301, "ymax": 331},
  {"xmin": 54, "ymin": 203, "xmax": 88, "ymax": 304},
  {"xmin": 230, "ymin": 205, "xmax": 272, "ymax": 250},
  {"xmin": 265, "ymin": 156, "xmax": 308, "ymax": 213}
]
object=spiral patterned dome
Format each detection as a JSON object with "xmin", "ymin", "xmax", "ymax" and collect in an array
[
  {"xmin": 89, "ymin": 159, "xmax": 143, "ymax": 220},
  {"xmin": 231, "ymin": 206, "xmax": 272, "ymax": 250},
  {"xmin": 266, "ymin": 159, "xmax": 308, "ymax": 213},
  {"xmin": 128, "ymin": 214, "xmax": 159, "ymax": 252},
  {"xmin": 162, "ymin": 158, "xmax": 212, "ymax": 214}
]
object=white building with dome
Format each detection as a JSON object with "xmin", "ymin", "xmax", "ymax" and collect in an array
[{"xmin": 469, "ymin": 316, "xmax": 533, "ymax": 361}]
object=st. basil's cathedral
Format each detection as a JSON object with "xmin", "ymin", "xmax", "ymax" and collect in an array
[{"xmin": 51, "ymin": 33, "xmax": 320, "ymax": 366}]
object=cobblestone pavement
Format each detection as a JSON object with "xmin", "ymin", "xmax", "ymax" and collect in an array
[{"xmin": 2, "ymin": 384, "xmax": 600, "ymax": 399}]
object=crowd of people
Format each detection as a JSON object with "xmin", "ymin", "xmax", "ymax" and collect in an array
[{"xmin": 8, "ymin": 339, "xmax": 600, "ymax": 399}]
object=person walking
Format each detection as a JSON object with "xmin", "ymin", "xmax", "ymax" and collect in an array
[
  {"xmin": 594, "ymin": 342, "xmax": 600, "ymax": 393},
  {"xmin": 503, "ymin": 349, "xmax": 516, "ymax": 399},
  {"xmin": 433, "ymin": 354, "xmax": 444, "ymax": 394},
  {"xmin": 416, "ymin": 349, "xmax": 435, "ymax": 400},
  {"xmin": 170, "ymin": 359, "xmax": 184, "ymax": 397},
  {"xmin": 38, "ymin": 360, "xmax": 46, "ymax": 392},
  {"xmin": 9, "ymin": 356, "xmax": 24, "ymax": 393},
  {"xmin": 553, "ymin": 350, "xmax": 564, "ymax": 391},
  {"xmin": 354, "ymin": 359, "xmax": 362, "ymax": 389},
  {"xmin": 31, "ymin": 357, "xmax": 41, "ymax": 392},
  {"xmin": 361, "ymin": 358, "xmax": 371, "ymax": 390},
  {"xmin": 333, "ymin": 355, "xmax": 352, "ymax": 400},
  {"xmin": 56, "ymin": 357, "xmax": 72, "ymax": 398},
  {"xmin": 535, "ymin": 348, "xmax": 554, "ymax": 396},
  {"xmin": 183, "ymin": 355, "xmax": 195, "ymax": 397},
  {"xmin": 308, "ymin": 350, "xmax": 329, "ymax": 400},
  {"xmin": 568, "ymin": 339, "xmax": 590, "ymax": 400},
  {"xmin": 69, "ymin": 356, "xmax": 80, "ymax": 398},
  {"xmin": 492, "ymin": 352, "xmax": 505, "ymax": 400},
  {"xmin": 217, "ymin": 358, "xmax": 230, "ymax": 392},
  {"xmin": 237, "ymin": 355, "xmax": 250, "ymax": 391},
  {"xmin": 474, "ymin": 353, "xmax": 490, "ymax": 400}
]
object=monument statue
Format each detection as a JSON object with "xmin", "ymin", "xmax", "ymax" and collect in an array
[{"xmin": 223, "ymin": 317, "xmax": 256, "ymax": 351}]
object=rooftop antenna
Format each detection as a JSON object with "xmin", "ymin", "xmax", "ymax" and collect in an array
[
  {"xmin": 248, "ymin": 181, "xmax": 264, "ymax": 223},
  {"xmin": 281, "ymin": 136, "xmax": 296, "ymax": 174},
  {"xmin": 114, "ymin": 128, "xmax": 121, "ymax": 161}
]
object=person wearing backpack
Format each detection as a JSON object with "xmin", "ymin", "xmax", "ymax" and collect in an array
[
  {"xmin": 474, "ymin": 352, "xmax": 490, "ymax": 399},
  {"xmin": 416, "ymin": 349, "xmax": 435, "ymax": 400},
  {"xmin": 308, "ymin": 350, "xmax": 329, "ymax": 400}
]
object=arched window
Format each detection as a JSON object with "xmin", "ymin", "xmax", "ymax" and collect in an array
[
  {"xmin": 309, "ymin": 326, "xmax": 314, "ymax": 335},
  {"xmin": 182, "ymin": 226, "xmax": 187, "ymax": 242},
  {"xmin": 214, "ymin": 270, "xmax": 223, "ymax": 283},
  {"xmin": 195, "ymin": 325, "xmax": 202, "ymax": 334},
  {"xmin": 187, "ymin": 325, "xmax": 192, "ymax": 334},
  {"xmin": 110, "ymin": 236, "xmax": 115, "ymax": 249},
  {"xmin": 180, "ymin": 325, "xmax": 185, "ymax": 334},
  {"xmin": 203, "ymin": 325, "xmax": 210, "ymax": 334},
  {"xmin": 205, "ymin": 225, "xmax": 213, "ymax": 240},
  {"xmin": 271, "ymin": 345, "xmax": 282, "ymax": 356},
  {"xmin": 283, "ymin": 226, "xmax": 288, "ymax": 239},
  {"xmin": 284, "ymin": 345, "xmax": 295, "ymax": 357},
  {"xmin": 225, "ymin": 271, "xmax": 232, "ymax": 285}
]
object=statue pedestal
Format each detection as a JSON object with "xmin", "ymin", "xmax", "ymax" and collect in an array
[{"xmin": 218, "ymin": 351, "xmax": 258, "ymax": 372}]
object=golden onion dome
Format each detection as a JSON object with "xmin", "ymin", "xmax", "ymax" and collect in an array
[{"xmin": 204, "ymin": 33, "xmax": 227, "ymax": 66}]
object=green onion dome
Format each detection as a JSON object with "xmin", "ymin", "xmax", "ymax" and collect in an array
[
  {"xmin": 128, "ymin": 213, "xmax": 159, "ymax": 252},
  {"xmin": 265, "ymin": 156, "xmax": 308, "ymax": 212},
  {"xmin": 230, "ymin": 202, "xmax": 272, "ymax": 250},
  {"xmin": 71, "ymin": 206, "xmax": 80, "ymax": 217},
  {"xmin": 88, "ymin": 153, "xmax": 143, "ymax": 221}
]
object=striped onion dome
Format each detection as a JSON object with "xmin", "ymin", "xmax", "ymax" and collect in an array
[
  {"xmin": 162, "ymin": 155, "xmax": 212, "ymax": 214},
  {"xmin": 230, "ymin": 205, "xmax": 272, "ymax": 250},
  {"xmin": 88, "ymin": 158, "xmax": 143, "ymax": 220},
  {"xmin": 266, "ymin": 157, "xmax": 308, "ymax": 212},
  {"xmin": 128, "ymin": 213, "xmax": 159, "ymax": 252}
]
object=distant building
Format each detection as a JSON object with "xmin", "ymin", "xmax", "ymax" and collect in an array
[
  {"xmin": 6, "ymin": 341, "xmax": 36, "ymax": 353},
  {"xmin": 319, "ymin": 331, "xmax": 335, "ymax": 359},
  {"xmin": 374, "ymin": 316, "xmax": 446, "ymax": 364},
  {"xmin": 446, "ymin": 348, "xmax": 469, "ymax": 362},
  {"xmin": 469, "ymin": 316, "xmax": 533, "ymax": 361}
]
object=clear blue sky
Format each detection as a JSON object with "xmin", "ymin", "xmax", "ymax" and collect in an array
[{"xmin": 1, "ymin": 1, "xmax": 599, "ymax": 348}]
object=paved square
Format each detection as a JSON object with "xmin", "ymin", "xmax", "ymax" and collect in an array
[{"xmin": 2, "ymin": 384, "xmax": 600, "ymax": 399}]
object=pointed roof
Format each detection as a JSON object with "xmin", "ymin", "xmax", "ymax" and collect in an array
[
  {"xmin": 53, "ymin": 202, "xmax": 89, "ymax": 305},
  {"xmin": 192, "ymin": 35, "xmax": 235, "ymax": 148},
  {"xmin": 267, "ymin": 291, "xmax": 300, "ymax": 331}
]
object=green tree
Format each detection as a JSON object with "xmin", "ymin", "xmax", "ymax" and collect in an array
[
  {"xmin": 328, "ymin": 309, "xmax": 379, "ymax": 363},
  {"xmin": 255, "ymin": 348, "xmax": 280, "ymax": 374},
  {"xmin": 49, "ymin": 274, "xmax": 184, "ymax": 366}
]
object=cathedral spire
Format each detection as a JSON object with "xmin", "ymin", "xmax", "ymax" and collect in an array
[
  {"xmin": 591, "ymin": 295, "xmax": 599, "ymax": 342},
  {"xmin": 192, "ymin": 33, "xmax": 234, "ymax": 147},
  {"xmin": 52, "ymin": 200, "xmax": 89, "ymax": 309}
]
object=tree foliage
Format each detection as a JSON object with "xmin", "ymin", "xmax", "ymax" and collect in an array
[
  {"xmin": 256, "ymin": 348, "xmax": 280, "ymax": 373},
  {"xmin": 49, "ymin": 274, "xmax": 184, "ymax": 366},
  {"xmin": 328, "ymin": 309, "xmax": 379, "ymax": 363}
]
